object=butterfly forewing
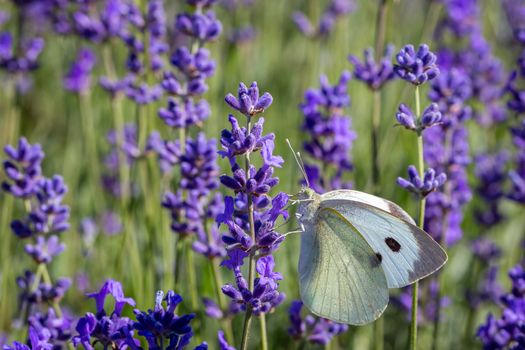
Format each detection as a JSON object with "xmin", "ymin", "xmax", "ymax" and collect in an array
[
  {"xmin": 321, "ymin": 189, "xmax": 416, "ymax": 225},
  {"xmin": 320, "ymin": 199, "xmax": 447, "ymax": 289},
  {"xmin": 299, "ymin": 207, "xmax": 389, "ymax": 325}
]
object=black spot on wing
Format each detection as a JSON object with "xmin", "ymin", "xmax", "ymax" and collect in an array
[
  {"xmin": 376, "ymin": 252, "xmax": 382, "ymax": 262},
  {"xmin": 369, "ymin": 253, "xmax": 382, "ymax": 268},
  {"xmin": 385, "ymin": 237, "xmax": 401, "ymax": 252}
]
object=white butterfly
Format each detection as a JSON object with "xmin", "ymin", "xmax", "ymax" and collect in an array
[{"xmin": 295, "ymin": 187, "xmax": 447, "ymax": 325}]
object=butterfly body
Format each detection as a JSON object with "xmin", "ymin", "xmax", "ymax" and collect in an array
[{"xmin": 296, "ymin": 188, "xmax": 447, "ymax": 325}]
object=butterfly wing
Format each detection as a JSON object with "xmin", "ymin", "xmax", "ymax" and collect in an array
[
  {"xmin": 321, "ymin": 189, "xmax": 416, "ymax": 225},
  {"xmin": 320, "ymin": 198, "xmax": 447, "ymax": 289},
  {"xmin": 299, "ymin": 207, "xmax": 389, "ymax": 325}
]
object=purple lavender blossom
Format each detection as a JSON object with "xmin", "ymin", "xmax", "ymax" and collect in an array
[
  {"xmin": 220, "ymin": 253, "xmax": 285, "ymax": 315},
  {"xmin": 132, "ymin": 290, "xmax": 197, "ymax": 349},
  {"xmin": 471, "ymin": 237, "xmax": 502, "ymax": 263},
  {"xmin": 292, "ymin": 0, "xmax": 355, "ymax": 38},
  {"xmin": 175, "ymin": 11, "xmax": 222, "ymax": 42},
  {"xmin": 288, "ymin": 300, "xmax": 348, "ymax": 345},
  {"xmin": 397, "ymin": 165, "xmax": 447, "ymax": 198},
  {"xmin": 73, "ymin": 280, "xmax": 136, "ymax": 349},
  {"xmin": 158, "ymin": 97, "xmax": 210, "ymax": 129},
  {"xmin": 422, "ymin": 67, "xmax": 473, "ymax": 246},
  {"xmin": 218, "ymin": 82, "xmax": 288, "ymax": 317},
  {"xmin": 348, "ymin": 44, "xmax": 395, "ymax": 90},
  {"xmin": 395, "ymin": 103, "xmax": 442, "ymax": 133},
  {"xmin": 225, "ymin": 82, "xmax": 273, "ymax": 117},
  {"xmin": 394, "ymin": 44, "xmax": 440, "ymax": 85},
  {"xmin": 394, "ymin": 281, "xmax": 451, "ymax": 326},
  {"xmin": 218, "ymin": 330, "xmax": 235, "ymax": 350},
  {"xmin": 63, "ymin": 47, "xmax": 97, "ymax": 93},
  {"xmin": 161, "ymin": 133, "xmax": 220, "ymax": 239},
  {"xmin": 509, "ymin": 120, "xmax": 525, "ymax": 204},
  {"xmin": 300, "ymin": 71, "xmax": 355, "ymax": 193},
  {"xmin": 477, "ymin": 264, "xmax": 525, "ymax": 349},
  {"xmin": 24, "ymin": 235, "xmax": 65, "ymax": 264},
  {"xmin": 427, "ymin": 68, "xmax": 472, "ymax": 126},
  {"xmin": 2, "ymin": 137, "xmax": 44, "ymax": 198},
  {"xmin": 473, "ymin": 152, "xmax": 509, "ymax": 227},
  {"xmin": 3, "ymin": 327, "xmax": 52, "ymax": 350}
]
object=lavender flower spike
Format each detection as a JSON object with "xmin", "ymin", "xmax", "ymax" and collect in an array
[
  {"xmin": 397, "ymin": 165, "xmax": 446, "ymax": 198},
  {"xmin": 224, "ymin": 81, "xmax": 273, "ymax": 117},
  {"xmin": 394, "ymin": 44, "xmax": 440, "ymax": 85},
  {"xmin": 348, "ymin": 44, "xmax": 395, "ymax": 90}
]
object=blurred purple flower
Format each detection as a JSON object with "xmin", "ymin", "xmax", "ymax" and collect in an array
[
  {"xmin": 293, "ymin": 0, "xmax": 355, "ymax": 38},
  {"xmin": 175, "ymin": 11, "xmax": 222, "ymax": 42},
  {"xmin": 300, "ymin": 71, "xmax": 355, "ymax": 193},
  {"xmin": 63, "ymin": 48, "xmax": 97, "ymax": 93},
  {"xmin": 349, "ymin": 44, "xmax": 395, "ymax": 90},
  {"xmin": 101, "ymin": 211, "xmax": 122, "ymax": 236},
  {"xmin": 477, "ymin": 264, "xmax": 525, "ymax": 349},
  {"xmin": 2, "ymin": 137, "xmax": 44, "ymax": 198},
  {"xmin": 394, "ymin": 281, "xmax": 450, "ymax": 325},
  {"xmin": 288, "ymin": 300, "xmax": 348, "ymax": 345}
]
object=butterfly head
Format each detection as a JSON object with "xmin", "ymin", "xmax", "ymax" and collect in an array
[{"xmin": 295, "ymin": 187, "xmax": 320, "ymax": 227}]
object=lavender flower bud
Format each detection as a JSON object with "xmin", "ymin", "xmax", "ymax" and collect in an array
[
  {"xmin": 397, "ymin": 165, "xmax": 447, "ymax": 198},
  {"xmin": 394, "ymin": 44, "xmax": 440, "ymax": 85}
]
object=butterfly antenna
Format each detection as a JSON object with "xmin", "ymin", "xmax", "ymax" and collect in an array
[{"xmin": 286, "ymin": 138, "xmax": 310, "ymax": 187}]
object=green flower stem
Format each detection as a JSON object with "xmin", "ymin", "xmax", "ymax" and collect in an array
[
  {"xmin": 372, "ymin": 2, "xmax": 389, "ymax": 347},
  {"xmin": 78, "ymin": 91, "xmax": 103, "ymax": 214},
  {"xmin": 260, "ymin": 314, "xmax": 269, "ymax": 350},
  {"xmin": 371, "ymin": 90, "xmax": 382, "ymax": 195},
  {"xmin": 208, "ymin": 226, "xmax": 234, "ymax": 343},
  {"xmin": 0, "ymin": 83, "xmax": 18, "ymax": 330},
  {"xmin": 240, "ymin": 116, "xmax": 256, "ymax": 350},
  {"xmin": 411, "ymin": 85, "xmax": 425, "ymax": 350}
]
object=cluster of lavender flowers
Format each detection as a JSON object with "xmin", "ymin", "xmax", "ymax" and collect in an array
[
  {"xmin": 292, "ymin": 0, "xmax": 355, "ymax": 38},
  {"xmin": 393, "ymin": 43, "xmax": 450, "ymax": 325},
  {"xmin": 153, "ymin": 0, "xmax": 227, "ymax": 263},
  {"xmin": 72, "ymin": 279, "xmax": 208, "ymax": 349},
  {"xmin": 288, "ymin": 301, "xmax": 348, "ymax": 346},
  {"xmin": 477, "ymin": 264, "xmax": 525, "ymax": 349},
  {"xmin": 299, "ymin": 71, "xmax": 356, "ymax": 193},
  {"xmin": 393, "ymin": 44, "xmax": 446, "ymax": 199},
  {"xmin": 349, "ymin": 44, "xmax": 395, "ymax": 91},
  {"xmin": 505, "ymin": 11, "xmax": 525, "ymax": 206},
  {"xmin": 508, "ymin": 121, "xmax": 525, "ymax": 205},
  {"xmin": 2, "ymin": 138, "xmax": 73, "ymax": 347},
  {"xmin": 218, "ymin": 82, "xmax": 287, "ymax": 322},
  {"xmin": 393, "ymin": 280, "xmax": 451, "ymax": 325},
  {"xmin": 219, "ymin": 0, "xmax": 257, "ymax": 44},
  {"xmin": 0, "ymin": 3, "xmax": 45, "ymax": 92}
]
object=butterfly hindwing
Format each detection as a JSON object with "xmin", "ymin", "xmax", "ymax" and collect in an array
[
  {"xmin": 298, "ymin": 207, "xmax": 389, "ymax": 325},
  {"xmin": 320, "ymin": 198, "xmax": 447, "ymax": 289}
]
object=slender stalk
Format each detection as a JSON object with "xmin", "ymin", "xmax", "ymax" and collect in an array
[
  {"xmin": 240, "ymin": 116, "xmax": 256, "ymax": 350},
  {"xmin": 260, "ymin": 314, "xmax": 269, "ymax": 350},
  {"xmin": 208, "ymin": 222, "xmax": 234, "ymax": 344},
  {"xmin": 186, "ymin": 240, "xmax": 199, "ymax": 311},
  {"xmin": 79, "ymin": 91, "xmax": 101, "ymax": 197},
  {"xmin": 0, "ymin": 83, "xmax": 18, "ymax": 330},
  {"xmin": 411, "ymin": 85, "xmax": 425, "ymax": 350},
  {"xmin": 371, "ymin": 90, "xmax": 382, "ymax": 194},
  {"xmin": 371, "ymin": 2, "xmax": 389, "ymax": 347}
]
